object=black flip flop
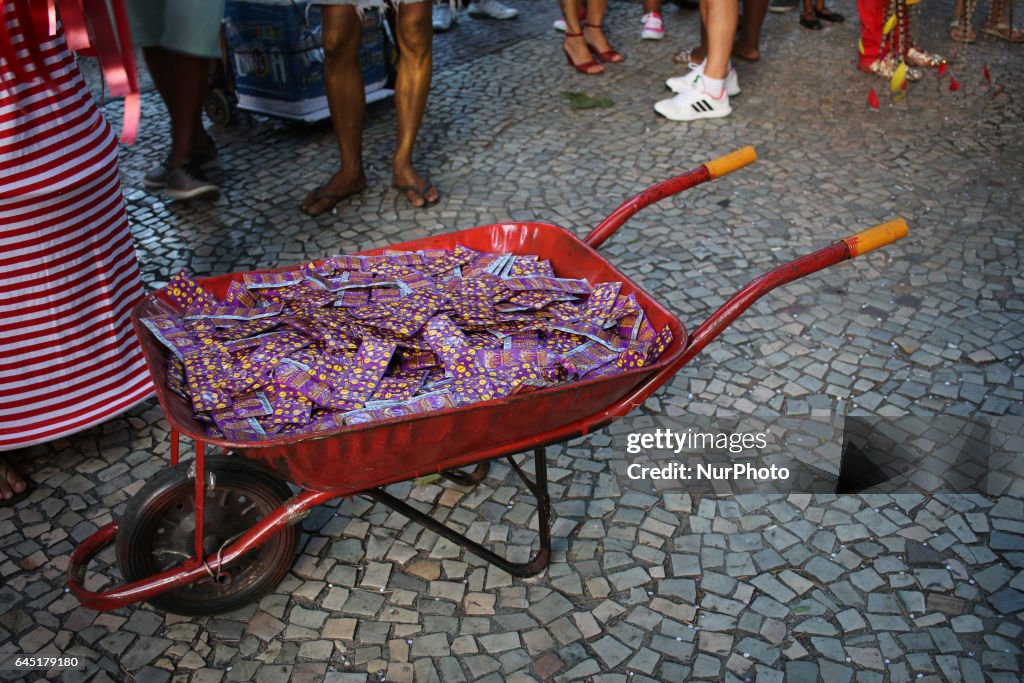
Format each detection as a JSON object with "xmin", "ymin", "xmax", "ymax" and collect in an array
[
  {"xmin": 393, "ymin": 178, "xmax": 440, "ymax": 208},
  {"xmin": 300, "ymin": 184, "xmax": 365, "ymax": 217},
  {"xmin": 800, "ymin": 15, "xmax": 823, "ymax": 29},
  {"xmin": 814, "ymin": 8, "xmax": 845, "ymax": 22},
  {"xmin": 0, "ymin": 478, "xmax": 33, "ymax": 508}
]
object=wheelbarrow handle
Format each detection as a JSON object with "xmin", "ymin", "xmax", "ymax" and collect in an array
[
  {"xmin": 584, "ymin": 146, "xmax": 757, "ymax": 250},
  {"xmin": 589, "ymin": 218, "xmax": 910, "ymax": 421}
]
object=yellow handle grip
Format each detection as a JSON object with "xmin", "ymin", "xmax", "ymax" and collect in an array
[
  {"xmin": 704, "ymin": 146, "xmax": 757, "ymax": 179},
  {"xmin": 842, "ymin": 218, "xmax": 909, "ymax": 257}
]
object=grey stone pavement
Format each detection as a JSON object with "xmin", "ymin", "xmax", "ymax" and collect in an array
[{"xmin": 2, "ymin": 0, "xmax": 1023, "ymax": 681}]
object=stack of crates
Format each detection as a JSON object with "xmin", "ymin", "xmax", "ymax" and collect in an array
[{"xmin": 223, "ymin": 0, "xmax": 391, "ymax": 121}]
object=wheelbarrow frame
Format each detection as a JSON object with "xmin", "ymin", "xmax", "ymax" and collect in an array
[{"xmin": 67, "ymin": 147, "xmax": 908, "ymax": 611}]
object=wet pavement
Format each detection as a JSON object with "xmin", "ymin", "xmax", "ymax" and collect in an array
[{"xmin": 1, "ymin": 0, "xmax": 1023, "ymax": 681}]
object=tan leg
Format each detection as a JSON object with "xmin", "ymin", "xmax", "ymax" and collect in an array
[
  {"xmin": 582, "ymin": 0, "xmax": 622, "ymax": 60},
  {"xmin": 704, "ymin": 0, "xmax": 739, "ymax": 80},
  {"xmin": 303, "ymin": 5, "xmax": 369, "ymax": 216},
  {"xmin": 562, "ymin": 0, "xmax": 604, "ymax": 73},
  {"xmin": 392, "ymin": 1, "xmax": 439, "ymax": 207}
]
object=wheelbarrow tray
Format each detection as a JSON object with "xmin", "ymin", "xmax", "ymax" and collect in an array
[{"xmin": 134, "ymin": 221, "xmax": 687, "ymax": 494}]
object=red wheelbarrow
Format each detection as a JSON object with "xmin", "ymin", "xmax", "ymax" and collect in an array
[{"xmin": 68, "ymin": 147, "xmax": 909, "ymax": 615}]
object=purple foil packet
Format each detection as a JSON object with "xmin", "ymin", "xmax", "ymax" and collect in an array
[
  {"xmin": 475, "ymin": 348, "xmax": 552, "ymax": 371},
  {"xmin": 583, "ymin": 282, "xmax": 622, "ymax": 326},
  {"xmin": 370, "ymin": 370, "xmax": 428, "ymax": 402},
  {"xmin": 398, "ymin": 349, "xmax": 439, "ymax": 372},
  {"xmin": 223, "ymin": 280, "xmax": 259, "ymax": 308},
  {"xmin": 616, "ymin": 340, "xmax": 653, "ymax": 370},
  {"xmin": 504, "ymin": 276, "xmax": 592, "ymax": 296},
  {"xmin": 274, "ymin": 362, "xmax": 337, "ymax": 408},
  {"xmin": 263, "ymin": 387, "xmax": 314, "ymax": 425},
  {"xmin": 332, "ymin": 338, "xmax": 398, "ymax": 405},
  {"xmin": 559, "ymin": 341, "xmax": 619, "ymax": 379},
  {"xmin": 185, "ymin": 303, "xmax": 284, "ymax": 321},
  {"xmin": 242, "ymin": 271, "xmax": 305, "ymax": 289},
  {"xmin": 551, "ymin": 321, "xmax": 628, "ymax": 351},
  {"xmin": 646, "ymin": 325, "xmax": 675, "ymax": 362},
  {"xmin": 164, "ymin": 271, "xmax": 218, "ymax": 314},
  {"xmin": 166, "ymin": 355, "xmax": 188, "ymax": 398},
  {"xmin": 142, "ymin": 315, "xmax": 203, "ymax": 360}
]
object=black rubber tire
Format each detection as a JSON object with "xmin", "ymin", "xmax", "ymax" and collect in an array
[
  {"xmin": 116, "ymin": 456, "xmax": 298, "ymax": 616},
  {"xmin": 203, "ymin": 88, "xmax": 234, "ymax": 127}
]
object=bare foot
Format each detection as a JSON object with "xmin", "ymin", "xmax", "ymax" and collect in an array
[
  {"xmin": 301, "ymin": 169, "xmax": 367, "ymax": 217},
  {"xmin": 733, "ymin": 41, "xmax": 761, "ymax": 62},
  {"xmin": 0, "ymin": 454, "xmax": 27, "ymax": 501},
  {"xmin": 392, "ymin": 166, "xmax": 439, "ymax": 208}
]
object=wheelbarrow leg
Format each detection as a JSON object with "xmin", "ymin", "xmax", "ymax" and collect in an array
[
  {"xmin": 366, "ymin": 448, "xmax": 551, "ymax": 577},
  {"xmin": 440, "ymin": 462, "xmax": 491, "ymax": 487}
]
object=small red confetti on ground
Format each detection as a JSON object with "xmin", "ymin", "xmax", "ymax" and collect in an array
[
  {"xmin": 868, "ymin": 89, "xmax": 880, "ymax": 109},
  {"xmin": 949, "ymin": 77, "xmax": 961, "ymax": 91},
  {"xmin": 938, "ymin": 63, "xmax": 948, "ymax": 77},
  {"xmin": 983, "ymin": 64, "xmax": 991, "ymax": 83},
  {"xmin": 993, "ymin": 84, "xmax": 1005, "ymax": 98}
]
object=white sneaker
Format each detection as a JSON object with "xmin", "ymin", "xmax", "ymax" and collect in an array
[
  {"xmin": 553, "ymin": 17, "xmax": 567, "ymax": 31},
  {"xmin": 432, "ymin": 4, "xmax": 455, "ymax": 31},
  {"xmin": 665, "ymin": 62, "xmax": 740, "ymax": 96},
  {"xmin": 654, "ymin": 76, "xmax": 732, "ymax": 121},
  {"xmin": 641, "ymin": 12, "xmax": 665, "ymax": 40},
  {"xmin": 467, "ymin": 0, "xmax": 518, "ymax": 20}
]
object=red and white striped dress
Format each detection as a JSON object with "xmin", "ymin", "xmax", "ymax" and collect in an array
[{"xmin": 1, "ymin": 11, "xmax": 153, "ymax": 450}]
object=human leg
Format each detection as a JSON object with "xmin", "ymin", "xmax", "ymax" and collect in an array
[
  {"xmin": 702, "ymin": 0, "xmax": 738, "ymax": 80},
  {"xmin": 393, "ymin": 1, "xmax": 439, "ymax": 207},
  {"xmin": 642, "ymin": 0, "xmax": 666, "ymax": 39},
  {"xmin": 800, "ymin": 0, "xmax": 822, "ymax": 28},
  {"xmin": 562, "ymin": 0, "xmax": 604, "ymax": 73},
  {"xmin": 735, "ymin": 0, "xmax": 767, "ymax": 59},
  {"xmin": 143, "ymin": 48, "xmax": 215, "ymax": 170},
  {"xmin": 583, "ymin": 0, "xmax": 624, "ymax": 62},
  {"xmin": 302, "ymin": 4, "xmax": 368, "ymax": 216},
  {"xmin": 654, "ymin": 0, "xmax": 735, "ymax": 120},
  {"xmin": 949, "ymin": 0, "xmax": 977, "ymax": 41},
  {"xmin": 981, "ymin": 0, "xmax": 1024, "ymax": 40}
]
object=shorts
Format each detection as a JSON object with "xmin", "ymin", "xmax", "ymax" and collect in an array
[
  {"xmin": 317, "ymin": 0, "xmax": 430, "ymax": 11},
  {"xmin": 125, "ymin": 0, "xmax": 227, "ymax": 59}
]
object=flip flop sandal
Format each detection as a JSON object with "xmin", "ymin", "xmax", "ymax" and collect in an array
[
  {"xmin": 300, "ymin": 184, "xmax": 365, "ymax": 217},
  {"xmin": 0, "ymin": 470, "xmax": 33, "ymax": 508},
  {"xmin": 949, "ymin": 21, "xmax": 977, "ymax": 43},
  {"xmin": 981, "ymin": 23, "xmax": 1024, "ymax": 41},
  {"xmin": 393, "ymin": 179, "xmax": 440, "ymax": 208}
]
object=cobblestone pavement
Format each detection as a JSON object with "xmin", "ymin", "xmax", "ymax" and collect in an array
[{"xmin": 2, "ymin": 0, "xmax": 1023, "ymax": 681}]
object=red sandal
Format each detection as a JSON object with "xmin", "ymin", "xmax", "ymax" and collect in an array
[
  {"xmin": 563, "ymin": 31, "xmax": 604, "ymax": 75},
  {"xmin": 584, "ymin": 23, "xmax": 625, "ymax": 63}
]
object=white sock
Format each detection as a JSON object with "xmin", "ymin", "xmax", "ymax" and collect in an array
[{"xmin": 701, "ymin": 75, "xmax": 726, "ymax": 98}]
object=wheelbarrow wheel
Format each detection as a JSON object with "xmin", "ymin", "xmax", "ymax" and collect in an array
[
  {"xmin": 204, "ymin": 88, "xmax": 234, "ymax": 127},
  {"xmin": 116, "ymin": 456, "xmax": 298, "ymax": 616}
]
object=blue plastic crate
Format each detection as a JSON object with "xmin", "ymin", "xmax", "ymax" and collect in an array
[{"xmin": 224, "ymin": 0, "xmax": 390, "ymax": 121}]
